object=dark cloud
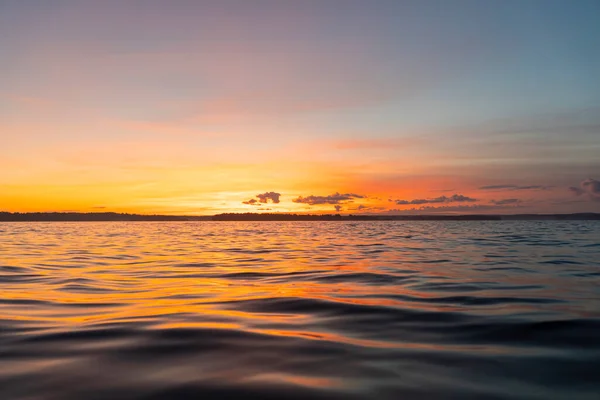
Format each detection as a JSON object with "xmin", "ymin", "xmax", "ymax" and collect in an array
[
  {"xmin": 293, "ymin": 192, "xmax": 365, "ymax": 205},
  {"xmin": 417, "ymin": 205, "xmax": 499, "ymax": 212},
  {"xmin": 256, "ymin": 191, "xmax": 281, "ymax": 204},
  {"xmin": 570, "ymin": 178, "xmax": 600, "ymax": 201},
  {"xmin": 334, "ymin": 205, "xmax": 342, "ymax": 212},
  {"xmin": 479, "ymin": 185, "xmax": 550, "ymax": 191},
  {"xmin": 92, "ymin": 206, "xmax": 107, "ymax": 209},
  {"xmin": 394, "ymin": 194, "xmax": 477, "ymax": 205},
  {"xmin": 568, "ymin": 187, "xmax": 585, "ymax": 196},
  {"xmin": 448, "ymin": 194, "xmax": 477, "ymax": 202},
  {"xmin": 582, "ymin": 179, "xmax": 600, "ymax": 196},
  {"xmin": 243, "ymin": 191, "xmax": 281, "ymax": 205},
  {"xmin": 492, "ymin": 198, "xmax": 521, "ymax": 205},
  {"xmin": 387, "ymin": 203, "xmax": 521, "ymax": 214},
  {"xmin": 480, "ymin": 185, "xmax": 518, "ymax": 190},
  {"xmin": 551, "ymin": 199, "xmax": 589, "ymax": 206},
  {"xmin": 395, "ymin": 199, "xmax": 427, "ymax": 205}
]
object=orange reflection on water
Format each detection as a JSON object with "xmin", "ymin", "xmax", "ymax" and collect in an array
[
  {"xmin": 244, "ymin": 373, "xmax": 343, "ymax": 389},
  {"xmin": 2, "ymin": 221, "xmax": 599, "ymax": 400},
  {"xmin": 2, "ymin": 222, "xmax": 598, "ymax": 352}
]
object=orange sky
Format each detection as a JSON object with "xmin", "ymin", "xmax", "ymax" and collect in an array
[{"xmin": 1, "ymin": 1, "xmax": 599, "ymax": 215}]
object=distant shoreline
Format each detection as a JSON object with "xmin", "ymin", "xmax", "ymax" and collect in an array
[{"xmin": 1, "ymin": 212, "xmax": 599, "ymax": 221}]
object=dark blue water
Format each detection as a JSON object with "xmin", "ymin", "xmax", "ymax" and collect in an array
[{"xmin": 1, "ymin": 221, "xmax": 599, "ymax": 399}]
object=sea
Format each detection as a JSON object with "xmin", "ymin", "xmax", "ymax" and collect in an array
[{"xmin": 1, "ymin": 221, "xmax": 599, "ymax": 399}]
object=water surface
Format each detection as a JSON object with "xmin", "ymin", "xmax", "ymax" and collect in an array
[{"xmin": 1, "ymin": 221, "xmax": 599, "ymax": 399}]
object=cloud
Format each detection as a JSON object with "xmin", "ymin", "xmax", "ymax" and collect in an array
[
  {"xmin": 417, "ymin": 205, "xmax": 497, "ymax": 212},
  {"xmin": 394, "ymin": 194, "xmax": 477, "ymax": 205},
  {"xmin": 293, "ymin": 192, "xmax": 365, "ymax": 205},
  {"xmin": 569, "ymin": 187, "xmax": 585, "ymax": 196},
  {"xmin": 479, "ymin": 185, "xmax": 550, "ymax": 191},
  {"xmin": 447, "ymin": 194, "xmax": 477, "ymax": 202},
  {"xmin": 570, "ymin": 178, "xmax": 600, "ymax": 201},
  {"xmin": 582, "ymin": 179, "xmax": 600, "ymax": 196},
  {"xmin": 256, "ymin": 192, "xmax": 281, "ymax": 204},
  {"xmin": 334, "ymin": 205, "xmax": 342, "ymax": 212},
  {"xmin": 243, "ymin": 191, "xmax": 281, "ymax": 205},
  {"xmin": 492, "ymin": 198, "xmax": 521, "ymax": 205},
  {"xmin": 416, "ymin": 204, "xmax": 515, "ymax": 213},
  {"xmin": 386, "ymin": 203, "xmax": 522, "ymax": 214}
]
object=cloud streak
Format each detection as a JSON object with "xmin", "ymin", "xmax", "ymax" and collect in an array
[
  {"xmin": 570, "ymin": 178, "xmax": 600, "ymax": 201},
  {"xmin": 479, "ymin": 185, "xmax": 550, "ymax": 191},
  {"xmin": 387, "ymin": 203, "xmax": 523, "ymax": 214},
  {"xmin": 491, "ymin": 198, "xmax": 521, "ymax": 205},
  {"xmin": 293, "ymin": 192, "xmax": 365, "ymax": 205},
  {"xmin": 394, "ymin": 194, "xmax": 476, "ymax": 205}
]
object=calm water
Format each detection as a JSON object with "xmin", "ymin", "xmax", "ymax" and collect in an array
[{"xmin": 1, "ymin": 221, "xmax": 599, "ymax": 400}]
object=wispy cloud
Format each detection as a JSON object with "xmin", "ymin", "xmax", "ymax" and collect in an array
[
  {"xmin": 394, "ymin": 194, "xmax": 476, "ymax": 205},
  {"xmin": 569, "ymin": 187, "xmax": 585, "ymax": 196},
  {"xmin": 387, "ymin": 203, "xmax": 522, "ymax": 214},
  {"xmin": 293, "ymin": 192, "xmax": 365, "ymax": 205},
  {"xmin": 479, "ymin": 185, "xmax": 550, "ymax": 191},
  {"xmin": 569, "ymin": 178, "xmax": 600, "ymax": 201},
  {"xmin": 491, "ymin": 198, "xmax": 521, "ymax": 205}
]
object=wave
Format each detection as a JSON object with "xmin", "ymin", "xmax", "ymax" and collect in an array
[{"xmin": 1, "ymin": 220, "xmax": 599, "ymax": 399}]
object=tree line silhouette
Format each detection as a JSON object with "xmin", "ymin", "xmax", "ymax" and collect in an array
[{"xmin": 1, "ymin": 211, "xmax": 599, "ymax": 221}]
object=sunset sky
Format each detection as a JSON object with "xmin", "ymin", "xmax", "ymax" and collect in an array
[{"xmin": 1, "ymin": 0, "xmax": 599, "ymax": 215}]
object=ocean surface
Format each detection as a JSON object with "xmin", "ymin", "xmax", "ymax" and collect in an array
[{"xmin": 1, "ymin": 221, "xmax": 599, "ymax": 400}]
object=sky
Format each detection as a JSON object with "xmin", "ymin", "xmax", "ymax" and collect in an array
[{"xmin": 1, "ymin": 0, "xmax": 599, "ymax": 215}]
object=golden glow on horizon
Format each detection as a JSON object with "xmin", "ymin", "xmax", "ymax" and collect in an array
[
  {"xmin": 1, "ymin": 2, "xmax": 598, "ymax": 216},
  {"xmin": 0, "ymin": 174, "xmax": 555, "ymax": 215}
]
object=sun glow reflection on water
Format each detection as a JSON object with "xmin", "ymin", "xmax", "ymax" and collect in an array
[{"xmin": 1, "ymin": 221, "xmax": 599, "ymax": 399}]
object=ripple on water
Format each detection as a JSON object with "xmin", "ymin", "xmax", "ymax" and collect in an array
[{"xmin": 0, "ymin": 221, "xmax": 599, "ymax": 400}]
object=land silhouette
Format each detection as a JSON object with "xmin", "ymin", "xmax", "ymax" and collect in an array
[{"xmin": 1, "ymin": 212, "xmax": 599, "ymax": 221}]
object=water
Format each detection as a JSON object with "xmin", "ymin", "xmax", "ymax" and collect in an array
[{"xmin": 1, "ymin": 221, "xmax": 599, "ymax": 400}]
